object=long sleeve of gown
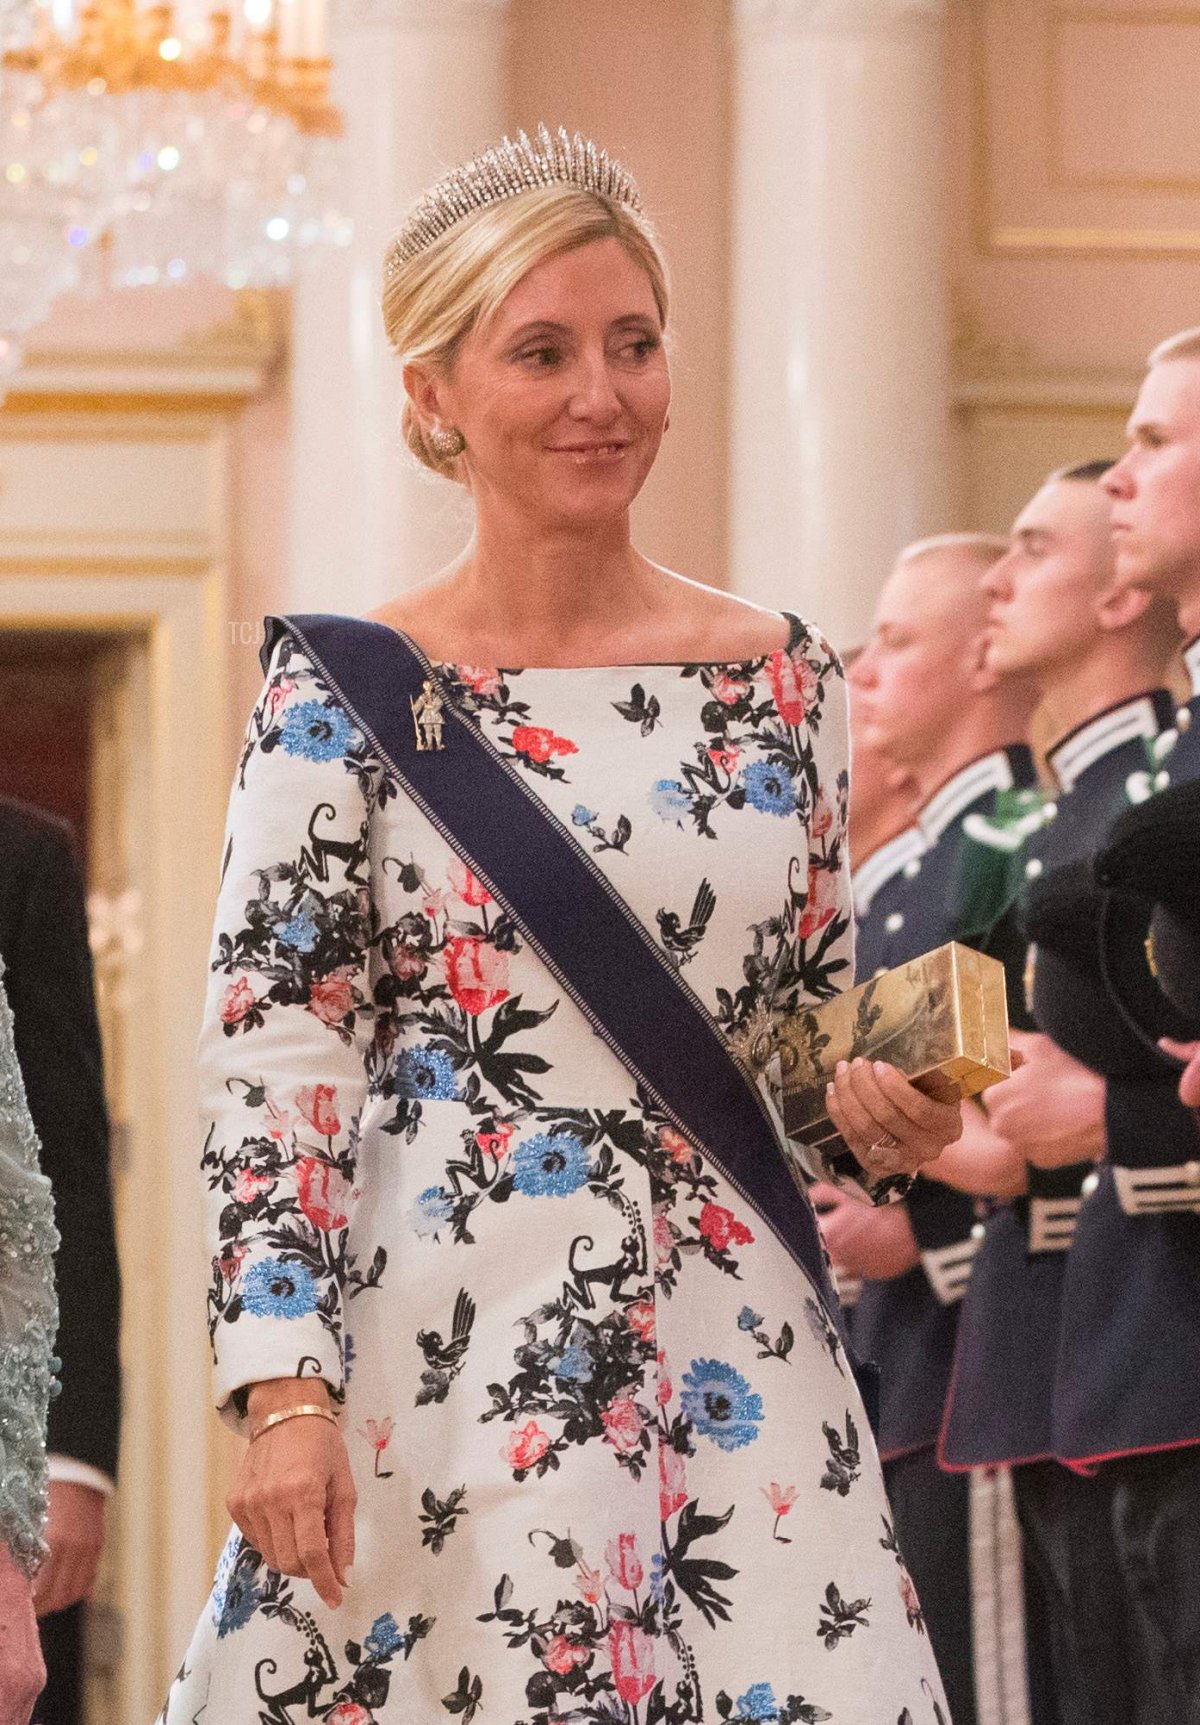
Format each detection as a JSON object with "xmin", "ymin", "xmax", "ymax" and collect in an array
[
  {"xmin": 0, "ymin": 961, "xmax": 59, "ymax": 1575},
  {"xmin": 201, "ymin": 639, "xmax": 377, "ymax": 1428},
  {"xmin": 761, "ymin": 638, "xmax": 904, "ymax": 1206}
]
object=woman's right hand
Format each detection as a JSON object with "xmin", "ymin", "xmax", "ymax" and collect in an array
[
  {"xmin": 0, "ymin": 1544, "xmax": 45, "ymax": 1725},
  {"xmin": 227, "ymin": 1384, "xmax": 357, "ymax": 1610}
]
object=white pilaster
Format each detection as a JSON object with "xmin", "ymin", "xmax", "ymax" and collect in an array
[
  {"xmin": 287, "ymin": 0, "xmax": 509, "ymax": 614},
  {"xmin": 730, "ymin": 0, "xmax": 950, "ymax": 649}
]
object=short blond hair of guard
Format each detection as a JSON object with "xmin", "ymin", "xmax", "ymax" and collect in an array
[
  {"xmin": 381, "ymin": 183, "xmax": 670, "ymax": 484},
  {"xmin": 1148, "ymin": 326, "xmax": 1200, "ymax": 368}
]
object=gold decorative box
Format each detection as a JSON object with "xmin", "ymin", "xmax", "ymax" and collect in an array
[{"xmin": 778, "ymin": 941, "xmax": 1012, "ymax": 1149}]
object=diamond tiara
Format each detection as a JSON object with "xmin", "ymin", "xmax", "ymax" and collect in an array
[{"xmin": 384, "ymin": 124, "xmax": 644, "ymax": 280}]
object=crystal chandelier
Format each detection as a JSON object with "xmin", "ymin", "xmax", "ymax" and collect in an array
[{"xmin": 0, "ymin": 0, "xmax": 351, "ymax": 377}]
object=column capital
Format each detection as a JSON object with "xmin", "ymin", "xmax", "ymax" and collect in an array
[
  {"xmin": 338, "ymin": 0, "xmax": 508, "ymax": 28},
  {"xmin": 735, "ymin": 0, "xmax": 944, "ymax": 37}
]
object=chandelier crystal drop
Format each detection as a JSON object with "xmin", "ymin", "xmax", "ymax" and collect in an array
[{"xmin": 0, "ymin": 0, "xmax": 352, "ymax": 376}]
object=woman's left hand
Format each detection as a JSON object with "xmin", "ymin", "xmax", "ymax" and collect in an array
[{"xmin": 825, "ymin": 1058, "xmax": 963, "ymax": 1180}]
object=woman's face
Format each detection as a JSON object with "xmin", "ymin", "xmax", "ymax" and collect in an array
[{"xmin": 418, "ymin": 235, "xmax": 671, "ymax": 530}]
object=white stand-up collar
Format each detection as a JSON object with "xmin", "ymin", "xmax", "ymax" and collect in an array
[
  {"xmin": 1046, "ymin": 693, "xmax": 1166, "ymax": 793},
  {"xmin": 917, "ymin": 750, "xmax": 1016, "ymax": 845},
  {"xmin": 852, "ymin": 826, "xmax": 926, "ymax": 916},
  {"xmin": 1185, "ymin": 636, "xmax": 1200, "ymax": 699}
]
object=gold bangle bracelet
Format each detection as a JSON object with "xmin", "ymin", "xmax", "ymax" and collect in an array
[{"xmin": 248, "ymin": 1403, "xmax": 338, "ymax": 1443}]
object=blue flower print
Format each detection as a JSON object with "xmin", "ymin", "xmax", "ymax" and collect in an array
[
  {"xmin": 276, "ymin": 908, "xmax": 318, "ymax": 952},
  {"xmin": 737, "ymin": 1683, "xmax": 780, "ymax": 1721},
  {"xmin": 216, "ymin": 1562, "xmax": 263, "ymax": 1637},
  {"xmin": 552, "ymin": 1337, "xmax": 595, "ymax": 1384},
  {"xmin": 365, "ymin": 1612, "xmax": 405, "ymax": 1659},
  {"xmin": 394, "ymin": 1045, "xmax": 459, "ymax": 1101},
  {"xmin": 410, "ymin": 1186, "xmax": 454, "ymax": 1239},
  {"xmin": 279, "ymin": 699, "xmax": 353, "ymax": 763},
  {"xmin": 738, "ymin": 1306, "xmax": 763, "ymax": 1332},
  {"xmin": 343, "ymin": 1331, "xmax": 356, "ymax": 1385},
  {"xmin": 209, "ymin": 1528, "xmax": 240, "ymax": 1628},
  {"xmin": 681, "ymin": 1358, "xmax": 764, "ymax": 1452},
  {"xmin": 513, "ymin": 1132, "xmax": 591, "ymax": 1198},
  {"xmin": 241, "ymin": 1257, "xmax": 318, "ymax": 1320},
  {"xmin": 649, "ymin": 778, "xmax": 692, "ymax": 822},
  {"xmin": 572, "ymin": 804, "xmax": 597, "ymax": 827},
  {"xmin": 741, "ymin": 760, "xmax": 798, "ymax": 818},
  {"xmin": 649, "ymin": 1551, "xmax": 667, "ymax": 1609}
]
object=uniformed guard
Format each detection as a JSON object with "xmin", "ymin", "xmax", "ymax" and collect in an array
[
  {"xmin": 825, "ymin": 533, "xmax": 1039, "ymax": 1725},
  {"xmin": 939, "ymin": 460, "xmax": 1182, "ymax": 1725},
  {"xmin": 1025, "ymin": 327, "xmax": 1200, "ymax": 1721}
]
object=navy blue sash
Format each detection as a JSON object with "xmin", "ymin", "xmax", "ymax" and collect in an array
[{"xmin": 266, "ymin": 612, "xmax": 843, "ymax": 1326}]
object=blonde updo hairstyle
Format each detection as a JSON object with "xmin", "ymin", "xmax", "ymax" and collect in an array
[{"xmin": 382, "ymin": 183, "xmax": 671, "ymax": 485}]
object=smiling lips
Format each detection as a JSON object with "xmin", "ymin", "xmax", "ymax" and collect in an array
[{"xmin": 549, "ymin": 440, "xmax": 631, "ymax": 461}]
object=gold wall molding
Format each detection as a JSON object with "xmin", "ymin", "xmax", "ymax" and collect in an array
[{"xmin": 973, "ymin": 0, "xmax": 1200, "ymax": 254}]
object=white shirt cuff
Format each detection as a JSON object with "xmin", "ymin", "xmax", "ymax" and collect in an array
[{"xmin": 46, "ymin": 1455, "xmax": 116, "ymax": 1497}]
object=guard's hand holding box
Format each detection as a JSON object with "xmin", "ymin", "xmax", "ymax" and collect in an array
[{"xmin": 778, "ymin": 942, "xmax": 1012, "ymax": 1151}]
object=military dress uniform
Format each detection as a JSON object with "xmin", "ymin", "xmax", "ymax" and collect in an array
[
  {"xmin": 854, "ymin": 745, "xmax": 1036, "ymax": 1725},
  {"xmin": 941, "ymin": 691, "xmax": 1176, "ymax": 1725},
  {"xmin": 1046, "ymin": 640, "xmax": 1200, "ymax": 1722}
]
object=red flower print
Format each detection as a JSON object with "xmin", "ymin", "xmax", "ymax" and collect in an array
[
  {"xmin": 656, "ymin": 1350, "xmax": 673, "ymax": 1407},
  {"xmin": 796, "ymin": 860, "xmax": 839, "ymax": 941},
  {"xmin": 609, "ymin": 1621, "xmax": 656, "ymax": 1705},
  {"xmin": 542, "ymin": 1634, "xmax": 590, "ymax": 1675},
  {"xmin": 710, "ymin": 669, "xmax": 750, "ymax": 707},
  {"xmin": 605, "ymin": 1532, "xmax": 644, "ymax": 1592},
  {"xmin": 763, "ymin": 1480, "xmax": 798, "ymax": 1542},
  {"xmin": 659, "ymin": 1440, "xmax": 688, "ymax": 1520},
  {"xmin": 389, "ymin": 941, "xmax": 427, "ymax": 982},
  {"xmin": 215, "ymin": 1243, "xmax": 247, "ymax": 1283},
  {"xmin": 263, "ymin": 1097, "xmax": 292, "ymax": 1140},
  {"xmin": 265, "ymin": 675, "xmax": 296, "ymax": 718},
  {"xmin": 444, "ymin": 936, "xmax": 510, "ymax": 1016},
  {"xmin": 458, "ymin": 664, "xmax": 502, "ymax": 697},
  {"xmin": 658, "ymin": 1126, "xmax": 693, "ymax": 1167},
  {"xmin": 510, "ymin": 724, "xmax": 579, "ymax": 765},
  {"xmin": 232, "ymin": 1169, "xmax": 273, "ymax": 1205},
  {"xmin": 698, "ymin": 1201, "xmax": 755, "ymax": 1252},
  {"xmin": 219, "ymin": 977, "xmax": 257, "ymax": 1025},
  {"xmin": 653, "ymin": 1208, "xmax": 676, "ymax": 1269},
  {"xmin": 476, "ymin": 1120, "xmax": 515, "ymax": 1161},
  {"xmin": 422, "ymin": 887, "xmax": 447, "ymax": 921},
  {"xmin": 575, "ymin": 1561, "xmax": 604, "ymax": 1604},
  {"xmin": 296, "ymin": 1156, "xmax": 351, "ymax": 1232},
  {"xmin": 899, "ymin": 1567, "xmax": 923, "ymax": 1622},
  {"xmin": 601, "ymin": 1397, "xmax": 645, "ymax": 1455},
  {"xmin": 295, "ymin": 1083, "xmax": 341, "ymax": 1137},
  {"xmin": 449, "ymin": 858, "xmax": 492, "ymax": 907},
  {"xmin": 358, "ymin": 1416, "xmax": 394, "ymax": 1479},
  {"xmin": 504, "ymin": 1421, "xmax": 550, "ymax": 1471},
  {"xmin": 707, "ymin": 743, "xmax": 740, "ymax": 774},
  {"xmin": 326, "ymin": 1705, "xmax": 372, "ymax": 1725},
  {"xmin": 307, "ymin": 967, "xmax": 356, "ymax": 1027},
  {"xmin": 810, "ymin": 792, "xmax": 834, "ymax": 839},
  {"xmin": 625, "ymin": 1299, "xmax": 656, "ymax": 1343},
  {"xmin": 766, "ymin": 649, "xmax": 818, "ymax": 725}
]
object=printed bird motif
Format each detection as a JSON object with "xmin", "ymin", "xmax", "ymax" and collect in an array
[
  {"xmin": 416, "ymin": 1287, "xmax": 476, "ymax": 1405},
  {"xmin": 656, "ymin": 878, "xmax": 716, "ymax": 966}
]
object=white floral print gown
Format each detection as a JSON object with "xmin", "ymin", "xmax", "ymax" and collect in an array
[{"xmin": 159, "ymin": 616, "xmax": 949, "ymax": 1725}]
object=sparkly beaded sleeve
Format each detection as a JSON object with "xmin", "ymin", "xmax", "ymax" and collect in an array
[{"xmin": 0, "ymin": 959, "xmax": 59, "ymax": 1575}]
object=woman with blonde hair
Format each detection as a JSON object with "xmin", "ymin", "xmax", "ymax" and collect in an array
[
  {"xmin": 0, "ymin": 961, "xmax": 57, "ymax": 1725},
  {"xmin": 161, "ymin": 128, "xmax": 960, "ymax": 1724}
]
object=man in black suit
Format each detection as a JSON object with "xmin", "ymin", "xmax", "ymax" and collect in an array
[{"xmin": 0, "ymin": 796, "xmax": 122, "ymax": 1725}]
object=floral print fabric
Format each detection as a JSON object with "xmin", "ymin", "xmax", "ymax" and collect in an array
[{"xmin": 159, "ymin": 622, "xmax": 948, "ymax": 1725}]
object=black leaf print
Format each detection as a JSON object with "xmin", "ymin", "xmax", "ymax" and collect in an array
[
  {"xmin": 664, "ymin": 1497, "xmax": 739, "ymax": 1628},
  {"xmin": 804, "ymin": 1298, "xmax": 845, "ymax": 1373},
  {"xmin": 657, "ymin": 878, "xmax": 717, "ymax": 967},
  {"xmin": 442, "ymin": 1666, "xmax": 484, "ymax": 1720},
  {"xmin": 819, "ymin": 1411, "xmax": 861, "ymax": 1496},
  {"xmin": 613, "ymin": 682, "xmax": 662, "ymax": 735},
  {"xmin": 419, "ymin": 1485, "xmax": 469, "ymax": 1554},
  {"xmin": 816, "ymin": 1581, "xmax": 871, "ymax": 1649},
  {"xmin": 416, "ymin": 1288, "xmax": 476, "ymax": 1406}
]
